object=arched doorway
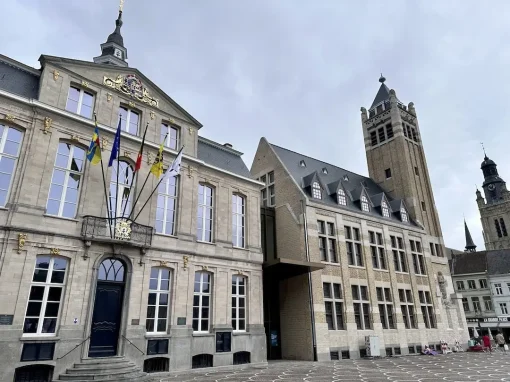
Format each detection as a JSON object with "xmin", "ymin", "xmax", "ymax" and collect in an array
[{"xmin": 88, "ymin": 258, "xmax": 126, "ymax": 358}]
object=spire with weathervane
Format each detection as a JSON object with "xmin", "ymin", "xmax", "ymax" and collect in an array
[
  {"xmin": 93, "ymin": 0, "xmax": 128, "ymax": 67},
  {"xmin": 464, "ymin": 219, "xmax": 477, "ymax": 252}
]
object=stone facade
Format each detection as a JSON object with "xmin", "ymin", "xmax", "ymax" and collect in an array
[{"xmin": 0, "ymin": 52, "xmax": 265, "ymax": 381}]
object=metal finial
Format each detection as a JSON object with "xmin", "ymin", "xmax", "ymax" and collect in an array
[
  {"xmin": 119, "ymin": 0, "xmax": 124, "ymax": 11},
  {"xmin": 481, "ymin": 142, "xmax": 487, "ymax": 158},
  {"xmin": 379, "ymin": 73, "xmax": 386, "ymax": 83}
]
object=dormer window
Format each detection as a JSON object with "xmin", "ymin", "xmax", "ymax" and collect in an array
[
  {"xmin": 337, "ymin": 189, "xmax": 347, "ymax": 206},
  {"xmin": 381, "ymin": 201, "xmax": 390, "ymax": 218},
  {"xmin": 361, "ymin": 195, "xmax": 370, "ymax": 212},
  {"xmin": 312, "ymin": 182, "xmax": 322, "ymax": 199},
  {"xmin": 401, "ymin": 207, "xmax": 408, "ymax": 222},
  {"xmin": 343, "ymin": 175, "xmax": 349, "ymax": 182},
  {"xmin": 66, "ymin": 86, "xmax": 94, "ymax": 119},
  {"xmin": 322, "ymin": 168, "xmax": 328, "ymax": 175},
  {"xmin": 299, "ymin": 160, "xmax": 306, "ymax": 167}
]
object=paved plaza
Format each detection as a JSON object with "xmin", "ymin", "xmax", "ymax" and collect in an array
[{"xmin": 158, "ymin": 352, "xmax": 510, "ymax": 382}]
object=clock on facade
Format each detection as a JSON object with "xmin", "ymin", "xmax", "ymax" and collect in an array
[
  {"xmin": 488, "ymin": 184, "xmax": 495, "ymax": 191},
  {"xmin": 114, "ymin": 48, "xmax": 122, "ymax": 59}
]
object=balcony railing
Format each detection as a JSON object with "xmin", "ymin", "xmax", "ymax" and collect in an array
[{"xmin": 81, "ymin": 216, "xmax": 153, "ymax": 247}]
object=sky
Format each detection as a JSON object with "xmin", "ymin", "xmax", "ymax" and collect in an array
[{"xmin": 3, "ymin": 0, "xmax": 510, "ymax": 251}]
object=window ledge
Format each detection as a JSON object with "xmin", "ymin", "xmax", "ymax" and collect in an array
[
  {"xmin": 20, "ymin": 336, "xmax": 60, "ymax": 342},
  {"xmin": 395, "ymin": 271, "xmax": 410, "ymax": 275},
  {"xmin": 348, "ymin": 265, "xmax": 366, "ymax": 270},
  {"xmin": 233, "ymin": 331, "xmax": 249, "ymax": 336},
  {"xmin": 144, "ymin": 333, "xmax": 171, "ymax": 339},
  {"xmin": 192, "ymin": 332, "xmax": 214, "ymax": 337},
  {"xmin": 233, "ymin": 246, "xmax": 249, "ymax": 251},
  {"xmin": 154, "ymin": 233, "xmax": 178, "ymax": 239},
  {"xmin": 44, "ymin": 214, "xmax": 79, "ymax": 223},
  {"xmin": 373, "ymin": 269, "xmax": 390, "ymax": 273},
  {"xmin": 196, "ymin": 240, "xmax": 216, "ymax": 246},
  {"xmin": 321, "ymin": 261, "xmax": 341, "ymax": 266}
]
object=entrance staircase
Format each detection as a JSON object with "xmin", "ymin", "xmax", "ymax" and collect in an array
[{"xmin": 54, "ymin": 356, "xmax": 150, "ymax": 382}]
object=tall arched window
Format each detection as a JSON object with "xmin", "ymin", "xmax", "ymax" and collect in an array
[
  {"xmin": 197, "ymin": 184, "xmax": 214, "ymax": 242},
  {"xmin": 495, "ymin": 219, "xmax": 502, "ymax": 238},
  {"xmin": 0, "ymin": 124, "xmax": 23, "ymax": 207},
  {"xmin": 401, "ymin": 207, "xmax": 408, "ymax": 223},
  {"xmin": 500, "ymin": 218, "xmax": 508, "ymax": 237},
  {"xmin": 312, "ymin": 182, "xmax": 322, "ymax": 199},
  {"xmin": 337, "ymin": 189, "xmax": 347, "ymax": 206},
  {"xmin": 146, "ymin": 268, "xmax": 171, "ymax": 333},
  {"xmin": 361, "ymin": 195, "xmax": 370, "ymax": 212},
  {"xmin": 97, "ymin": 258, "xmax": 125, "ymax": 281},
  {"xmin": 109, "ymin": 160, "xmax": 134, "ymax": 219},
  {"xmin": 381, "ymin": 201, "xmax": 390, "ymax": 218},
  {"xmin": 232, "ymin": 194, "xmax": 245, "ymax": 248},
  {"xmin": 156, "ymin": 175, "xmax": 178, "ymax": 235},
  {"xmin": 46, "ymin": 142, "xmax": 85, "ymax": 218}
]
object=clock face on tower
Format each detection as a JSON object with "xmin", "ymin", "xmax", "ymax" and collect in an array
[
  {"xmin": 114, "ymin": 48, "xmax": 122, "ymax": 59},
  {"xmin": 488, "ymin": 184, "xmax": 495, "ymax": 191}
]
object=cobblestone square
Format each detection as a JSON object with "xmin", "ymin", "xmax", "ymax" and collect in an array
[{"xmin": 158, "ymin": 352, "xmax": 510, "ymax": 382}]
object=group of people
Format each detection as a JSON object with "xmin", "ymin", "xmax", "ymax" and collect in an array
[
  {"xmin": 481, "ymin": 331, "xmax": 506, "ymax": 353},
  {"xmin": 423, "ymin": 332, "xmax": 507, "ymax": 356}
]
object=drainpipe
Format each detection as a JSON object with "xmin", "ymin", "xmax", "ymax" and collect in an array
[{"xmin": 301, "ymin": 199, "xmax": 318, "ymax": 361}]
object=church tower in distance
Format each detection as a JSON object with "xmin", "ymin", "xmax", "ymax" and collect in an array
[{"xmin": 361, "ymin": 75, "xmax": 443, "ymax": 239}]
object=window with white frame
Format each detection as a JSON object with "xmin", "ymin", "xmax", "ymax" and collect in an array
[
  {"xmin": 400, "ymin": 206, "xmax": 408, "ymax": 222},
  {"xmin": 312, "ymin": 181, "xmax": 322, "ymax": 199},
  {"xmin": 467, "ymin": 280, "xmax": 476, "ymax": 289},
  {"xmin": 483, "ymin": 296, "xmax": 493, "ymax": 311},
  {"xmin": 360, "ymin": 194, "xmax": 370, "ymax": 212},
  {"xmin": 345, "ymin": 226, "xmax": 363, "ymax": 266},
  {"xmin": 495, "ymin": 283, "xmax": 503, "ymax": 295},
  {"xmin": 377, "ymin": 287, "xmax": 395, "ymax": 329},
  {"xmin": 410, "ymin": 240, "xmax": 426, "ymax": 275},
  {"xmin": 0, "ymin": 124, "xmax": 22, "ymax": 207},
  {"xmin": 46, "ymin": 142, "xmax": 86, "ymax": 218},
  {"xmin": 390, "ymin": 236, "xmax": 408, "ymax": 273},
  {"xmin": 232, "ymin": 275, "xmax": 246, "ymax": 331},
  {"xmin": 399, "ymin": 289, "xmax": 416, "ymax": 329},
  {"xmin": 471, "ymin": 296, "xmax": 481, "ymax": 314},
  {"xmin": 193, "ymin": 272, "xmax": 211, "ymax": 332},
  {"xmin": 456, "ymin": 281, "xmax": 465, "ymax": 291},
  {"xmin": 381, "ymin": 200, "xmax": 390, "ymax": 217},
  {"xmin": 155, "ymin": 175, "xmax": 178, "ymax": 235},
  {"xmin": 146, "ymin": 268, "xmax": 171, "ymax": 333},
  {"xmin": 161, "ymin": 123, "xmax": 179, "ymax": 150},
  {"xmin": 197, "ymin": 184, "xmax": 214, "ymax": 242},
  {"xmin": 500, "ymin": 303, "xmax": 508, "ymax": 315},
  {"xmin": 65, "ymin": 86, "xmax": 94, "ymax": 119},
  {"xmin": 23, "ymin": 256, "xmax": 67, "ymax": 335},
  {"xmin": 323, "ymin": 283, "xmax": 345, "ymax": 330},
  {"xmin": 369, "ymin": 231, "xmax": 386, "ymax": 270},
  {"xmin": 232, "ymin": 194, "xmax": 245, "ymax": 248},
  {"xmin": 352, "ymin": 285, "xmax": 371, "ymax": 329},
  {"xmin": 109, "ymin": 160, "xmax": 134, "ymax": 219},
  {"xmin": 337, "ymin": 189, "xmax": 347, "ymax": 206},
  {"xmin": 419, "ymin": 291, "xmax": 436, "ymax": 328},
  {"xmin": 119, "ymin": 106, "xmax": 140, "ymax": 135},
  {"xmin": 259, "ymin": 172, "xmax": 275, "ymax": 207},
  {"xmin": 318, "ymin": 221, "xmax": 338, "ymax": 263}
]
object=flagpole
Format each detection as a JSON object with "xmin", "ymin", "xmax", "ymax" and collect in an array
[{"xmin": 94, "ymin": 113, "xmax": 113, "ymax": 239}]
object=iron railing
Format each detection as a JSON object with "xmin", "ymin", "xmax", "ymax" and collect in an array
[
  {"xmin": 122, "ymin": 334, "xmax": 145, "ymax": 355},
  {"xmin": 57, "ymin": 336, "xmax": 90, "ymax": 360},
  {"xmin": 81, "ymin": 216, "xmax": 153, "ymax": 247}
]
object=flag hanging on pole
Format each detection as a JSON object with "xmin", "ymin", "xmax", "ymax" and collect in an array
[
  {"xmin": 135, "ymin": 123, "xmax": 148, "ymax": 172},
  {"xmin": 150, "ymin": 136, "xmax": 166, "ymax": 178},
  {"xmin": 86, "ymin": 127, "xmax": 102, "ymax": 165},
  {"xmin": 163, "ymin": 146, "xmax": 184, "ymax": 180},
  {"xmin": 108, "ymin": 118, "xmax": 122, "ymax": 167}
]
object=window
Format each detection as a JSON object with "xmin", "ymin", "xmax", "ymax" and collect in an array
[
  {"xmin": 399, "ymin": 289, "xmax": 416, "ymax": 329},
  {"xmin": 495, "ymin": 283, "xmax": 503, "ymax": 295},
  {"xmin": 299, "ymin": 160, "xmax": 306, "ymax": 167},
  {"xmin": 467, "ymin": 280, "xmax": 476, "ymax": 289},
  {"xmin": 381, "ymin": 201, "xmax": 390, "ymax": 218},
  {"xmin": 495, "ymin": 219, "xmax": 502, "ymax": 238},
  {"xmin": 352, "ymin": 285, "xmax": 371, "ymax": 330},
  {"xmin": 385, "ymin": 168, "xmax": 391, "ymax": 179},
  {"xmin": 462, "ymin": 297, "xmax": 469, "ymax": 312},
  {"xmin": 471, "ymin": 297, "xmax": 481, "ymax": 313},
  {"xmin": 233, "ymin": 351, "xmax": 251, "ymax": 365},
  {"xmin": 323, "ymin": 283, "xmax": 345, "ymax": 330},
  {"xmin": 119, "ymin": 106, "xmax": 140, "ymax": 135},
  {"xmin": 508, "ymin": 282, "xmax": 510, "ymax": 292},
  {"xmin": 501, "ymin": 218, "xmax": 508, "ymax": 237},
  {"xmin": 147, "ymin": 339, "xmax": 169, "ymax": 355},
  {"xmin": 312, "ymin": 181, "xmax": 322, "ymax": 199},
  {"xmin": 232, "ymin": 195, "xmax": 245, "ymax": 248},
  {"xmin": 232, "ymin": 275, "xmax": 246, "ymax": 331},
  {"xmin": 456, "ymin": 281, "xmax": 465, "ymax": 291},
  {"xmin": 386, "ymin": 124, "xmax": 394, "ymax": 139},
  {"xmin": 369, "ymin": 231, "xmax": 386, "ymax": 270},
  {"xmin": 377, "ymin": 287, "xmax": 395, "ymax": 329},
  {"xmin": 322, "ymin": 167, "xmax": 328, "ymax": 175},
  {"xmin": 197, "ymin": 184, "xmax": 214, "ymax": 242},
  {"xmin": 414, "ymin": 166, "xmax": 419, "ymax": 176},
  {"xmin": 23, "ymin": 256, "xmax": 67, "ymax": 335},
  {"xmin": 403, "ymin": 124, "xmax": 408, "ymax": 138},
  {"xmin": 410, "ymin": 240, "xmax": 426, "ymax": 275},
  {"xmin": 161, "ymin": 123, "xmax": 179, "ymax": 150},
  {"xmin": 421, "ymin": 201, "xmax": 426, "ymax": 211},
  {"xmin": 419, "ymin": 291, "xmax": 436, "ymax": 328},
  {"xmin": 21, "ymin": 342, "xmax": 55, "ymax": 361},
  {"xmin": 378, "ymin": 127, "xmax": 386, "ymax": 143},
  {"xmin": 406, "ymin": 125, "xmax": 412, "ymax": 139},
  {"xmin": 318, "ymin": 221, "xmax": 338, "ymax": 263},
  {"xmin": 260, "ymin": 171, "xmax": 275, "ymax": 207},
  {"xmin": 330, "ymin": 351, "xmax": 339, "ymax": 360},
  {"xmin": 193, "ymin": 272, "xmax": 211, "ymax": 332},
  {"xmin": 370, "ymin": 131, "xmax": 377, "ymax": 146},
  {"xmin": 0, "ymin": 125, "xmax": 22, "ymax": 207},
  {"xmin": 345, "ymin": 226, "xmax": 363, "ymax": 266},
  {"xmin": 343, "ymin": 175, "xmax": 349, "ymax": 182},
  {"xmin": 360, "ymin": 194, "xmax": 370, "ymax": 212},
  {"xmin": 155, "ymin": 175, "xmax": 178, "ymax": 235},
  {"xmin": 46, "ymin": 142, "xmax": 85, "ymax": 218},
  {"xmin": 429, "ymin": 243, "xmax": 436, "ymax": 256},
  {"xmin": 391, "ymin": 236, "xmax": 408, "ymax": 273},
  {"xmin": 144, "ymin": 357, "xmax": 169, "ymax": 373},
  {"xmin": 483, "ymin": 296, "xmax": 493, "ymax": 311},
  {"xmin": 192, "ymin": 354, "xmax": 213, "ymax": 369},
  {"xmin": 435, "ymin": 243, "xmax": 443, "ymax": 257},
  {"xmin": 146, "ymin": 268, "xmax": 170, "ymax": 333},
  {"xmin": 500, "ymin": 303, "xmax": 508, "ymax": 315},
  {"xmin": 65, "ymin": 86, "xmax": 94, "ymax": 118},
  {"xmin": 337, "ymin": 189, "xmax": 347, "ymax": 206},
  {"xmin": 109, "ymin": 160, "xmax": 134, "ymax": 219},
  {"xmin": 400, "ymin": 207, "xmax": 408, "ymax": 222}
]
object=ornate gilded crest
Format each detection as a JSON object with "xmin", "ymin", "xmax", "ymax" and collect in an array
[
  {"xmin": 115, "ymin": 219, "xmax": 132, "ymax": 240},
  {"xmin": 103, "ymin": 74, "xmax": 159, "ymax": 108}
]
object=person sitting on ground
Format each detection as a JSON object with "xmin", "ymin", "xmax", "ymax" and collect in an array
[{"xmin": 422, "ymin": 345, "xmax": 438, "ymax": 355}]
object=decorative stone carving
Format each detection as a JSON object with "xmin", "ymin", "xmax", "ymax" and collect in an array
[
  {"xmin": 188, "ymin": 126, "xmax": 193, "ymax": 135},
  {"xmin": 187, "ymin": 166, "xmax": 194, "ymax": 178},
  {"xmin": 101, "ymin": 137, "xmax": 108, "ymax": 151},
  {"xmin": 81, "ymin": 80, "xmax": 89, "ymax": 88},
  {"xmin": 128, "ymin": 101, "xmax": 135, "ymax": 108},
  {"xmin": 150, "ymin": 111, "xmax": 155, "ymax": 120},
  {"xmin": 158, "ymin": 260, "xmax": 170, "ymax": 267},
  {"xmin": 183, "ymin": 255, "xmax": 189, "ymax": 270},
  {"xmin": 5, "ymin": 114, "xmax": 14, "ymax": 122},
  {"xmin": 106, "ymin": 93, "xmax": 113, "ymax": 102},
  {"xmin": 124, "ymin": 150, "xmax": 131, "ymax": 158},
  {"xmin": 103, "ymin": 74, "xmax": 159, "ymax": 108},
  {"xmin": 50, "ymin": 248, "xmax": 60, "ymax": 255},
  {"xmin": 17, "ymin": 233, "xmax": 27, "ymax": 254},
  {"xmin": 52, "ymin": 70, "xmax": 59, "ymax": 81},
  {"xmin": 43, "ymin": 117, "xmax": 52, "ymax": 134},
  {"xmin": 437, "ymin": 271, "xmax": 451, "ymax": 306},
  {"xmin": 201, "ymin": 265, "xmax": 208, "ymax": 271}
]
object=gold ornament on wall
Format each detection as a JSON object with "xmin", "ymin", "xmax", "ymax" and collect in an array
[
  {"xmin": 101, "ymin": 137, "xmax": 108, "ymax": 151},
  {"xmin": 81, "ymin": 80, "xmax": 89, "ymax": 88},
  {"xmin": 128, "ymin": 101, "xmax": 135, "ymax": 108},
  {"xmin": 188, "ymin": 126, "xmax": 193, "ymax": 135},
  {"xmin": 106, "ymin": 93, "xmax": 113, "ymax": 102},
  {"xmin": 169, "ymin": 118, "xmax": 175, "ymax": 124},
  {"xmin": 103, "ymin": 74, "xmax": 159, "ymax": 108},
  {"xmin": 187, "ymin": 166, "xmax": 194, "ymax": 178},
  {"xmin": 50, "ymin": 248, "xmax": 60, "ymax": 255},
  {"xmin": 71, "ymin": 134, "xmax": 80, "ymax": 142},
  {"xmin": 43, "ymin": 117, "xmax": 52, "ymax": 134},
  {"xmin": 52, "ymin": 70, "xmax": 59, "ymax": 81},
  {"xmin": 183, "ymin": 255, "xmax": 189, "ymax": 270},
  {"xmin": 17, "ymin": 233, "xmax": 27, "ymax": 254},
  {"xmin": 124, "ymin": 150, "xmax": 131, "ymax": 158},
  {"xmin": 150, "ymin": 111, "xmax": 155, "ymax": 120},
  {"xmin": 158, "ymin": 260, "xmax": 170, "ymax": 267},
  {"xmin": 147, "ymin": 152, "xmax": 153, "ymax": 165},
  {"xmin": 201, "ymin": 265, "xmax": 208, "ymax": 271},
  {"xmin": 236, "ymin": 270, "xmax": 244, "ymax": 275},
  {"xmin": 5, "ymin": 114, "xmax": 14, "ymax": 122}
]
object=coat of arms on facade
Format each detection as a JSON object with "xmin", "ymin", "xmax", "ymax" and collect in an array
[
  {"xmin": 103, "ymin": 74, "xmax": 159, "ymax": 108},
  {"xmin": 115, "ymin": 219, "xmax": 132, "ymax": 240}
]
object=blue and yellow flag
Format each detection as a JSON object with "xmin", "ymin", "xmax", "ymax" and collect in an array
[{"xmin": 86, "ymin": 127, "xmax": 102, "ymax": 165}]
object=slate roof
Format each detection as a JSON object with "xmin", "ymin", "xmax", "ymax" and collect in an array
[
  {"xmin": 197, "ymin": 137, "xmax": 251, "ymax": 178},
  {"xmin": 450, "ymin": 251, "xmax": 487, "ymax": 275},
  {"xmin": 269, "ymin": 141, "xmax": 414, "ymax": 225},
  {"xmin": 486, "ymin": 249, "xmax": 510, "ymax": 275},
  {"xmin": 0, "ymin": 55, "xmax": 40, "ymax": 99},
  {"xmin": 370, "ymin": 83, "xmax": 391, "ymax": 109}
]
